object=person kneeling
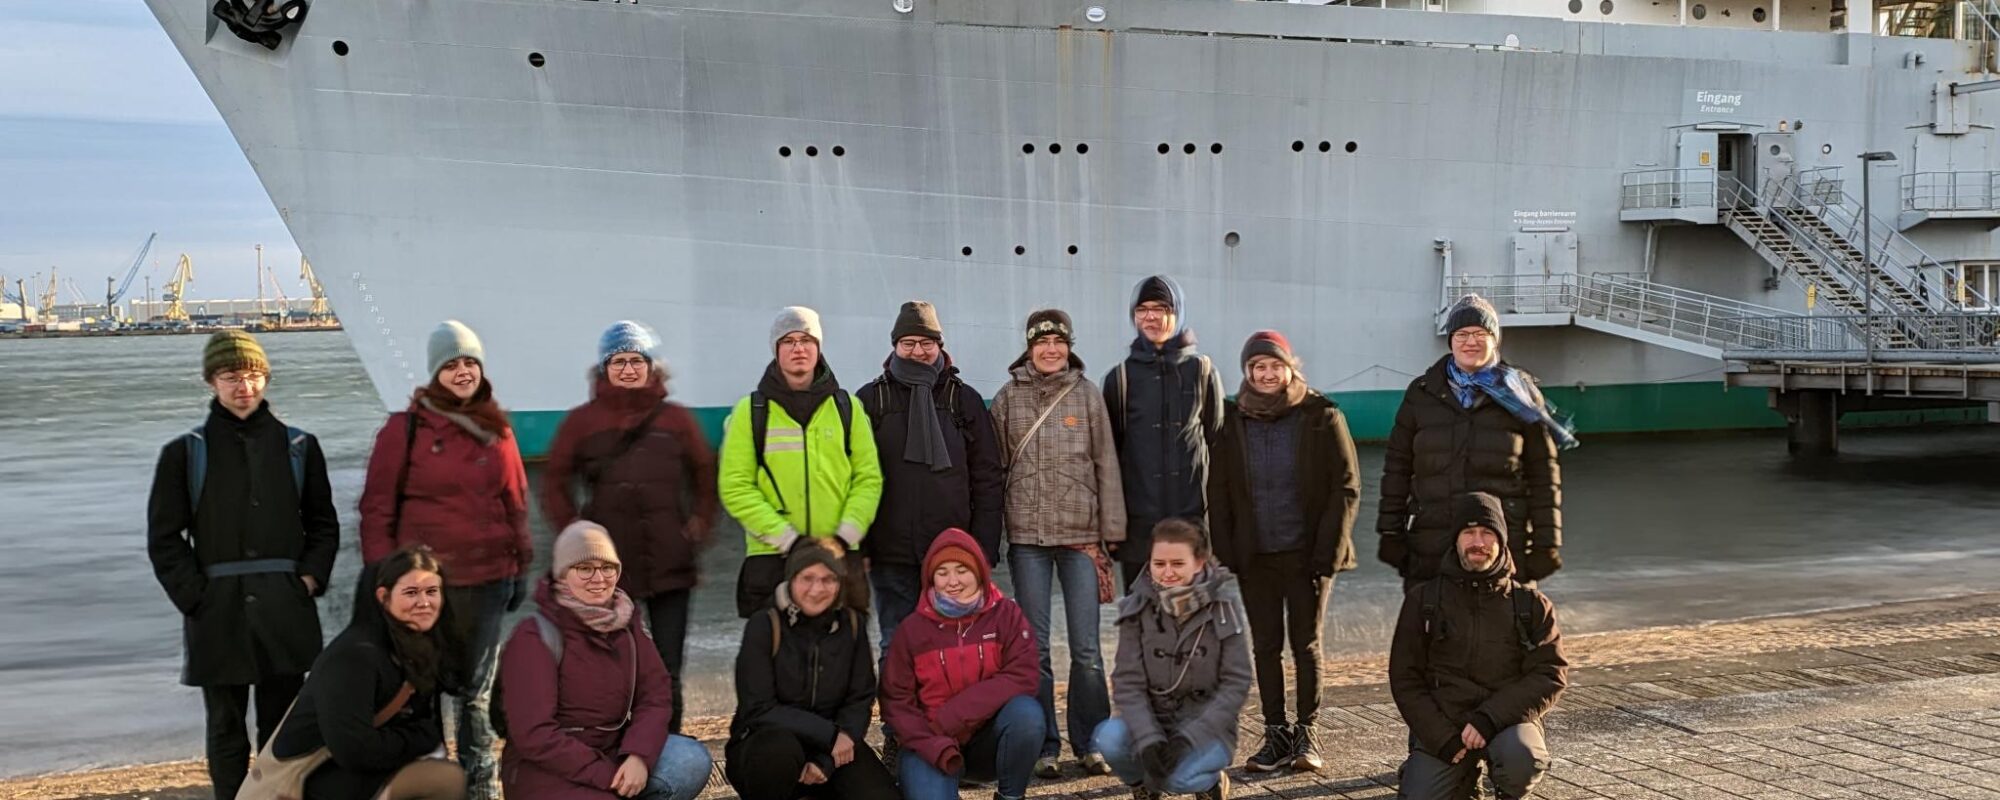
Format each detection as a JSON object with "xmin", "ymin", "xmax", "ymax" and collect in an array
[
  {"xmin": 881, "ymin": 528, "xmax": 1043, "ymax": 800},
  {"xmin": 244, "ymin": 546, "xmax": 464, "ymax": 800},
  {"xmin": 1389, "ymin": 493, "xmax": 1568, "ymax": 800},
  {"xmin": 725, "ymin": 539, "xmax": 897, "ymax": 799},
  {"xmin": 1094, "ymin": 520, "xmax": 1250, "ymax": 800},
  {"xmin": 498, "ymin": 522, "xmax": 712, "ymax": 800}
]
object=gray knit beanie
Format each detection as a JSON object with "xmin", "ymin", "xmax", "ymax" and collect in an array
[
  {"xmin": 770, "ymin": 306, "xmax": 824, "ymax": 354},
  {"xmin": 1443, "ymin": 294, "xmax": 1501, "ymax": 339},
  {"xmin": 428, "ymin": 320, "xmax": 485, "ymax": 377}
]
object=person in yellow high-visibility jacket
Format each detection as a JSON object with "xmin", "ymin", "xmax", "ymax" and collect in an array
[{"xmin": 720, "ymin": 306, "xmax": 884, "ymax": 618}]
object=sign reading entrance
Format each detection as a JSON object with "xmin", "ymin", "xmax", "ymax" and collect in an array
[{"xmin": 1689, "ymin": 90, "xmax": 1747, "ymax": 116}]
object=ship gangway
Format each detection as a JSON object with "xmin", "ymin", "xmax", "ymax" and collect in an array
[{"xmin": 1443, "ymin": 271, "xmax": 2000, "ymax": 455}]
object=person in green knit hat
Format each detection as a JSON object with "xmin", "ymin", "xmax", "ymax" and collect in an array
[{"xmin": 146, "ymin": 329, "xmax": 341, "ymax": 800}]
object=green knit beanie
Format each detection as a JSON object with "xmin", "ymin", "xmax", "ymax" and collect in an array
[{"xmin": 202, "ymin": 330, "xmax": 269, "ymax": 381}]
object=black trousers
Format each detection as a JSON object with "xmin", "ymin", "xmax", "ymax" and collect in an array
[
  {"xmin": 203, "ymin": 674, "xmax": 305, "ymax": 800},
  {"xmin": 1241, "ymin": 553, "xmax": 1334, "ymax": 727},
  {"xmin": 643, "ymin": 589, "xmax": 691, "ymax": 733},
  {"xmin": 725, "ymin": 727, "xmax": 899, "ymax": 800}
]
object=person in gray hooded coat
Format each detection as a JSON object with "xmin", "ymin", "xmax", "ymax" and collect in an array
[{"xmin": 1094, "ymin": 520, "xmax": 1251, "ymax": 800}]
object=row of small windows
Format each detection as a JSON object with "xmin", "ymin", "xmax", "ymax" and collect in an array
[{"xmin": 1566, "ymin": 0, "xmax": 1765, "ymax": 21}]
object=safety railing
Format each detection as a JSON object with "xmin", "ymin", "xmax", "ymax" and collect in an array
[
  {"xmin": 1619, "ymin": 167, "xmax": 1717, "ymax": 211},
  {"xmin": 1759, "ymin": 172, "xmax": 1987, "ymax": 312},
  {"xmin": 1441, "ymin": 272, "xmax": 1833, "ymax": 352},
  {"xmin": 1901, "ymin": 170, "xmax": 2000, "ymax": 212},
  {"xmin": 1723, "ymin": 312, "xmax": 2000, "ymax": 359}
]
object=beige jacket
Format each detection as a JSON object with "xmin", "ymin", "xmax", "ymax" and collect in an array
[{"xmin": 990, "ymin": 362, "xmax": 1126, "ymax": 546}]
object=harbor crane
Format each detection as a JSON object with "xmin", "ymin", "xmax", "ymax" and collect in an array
[
  {"xmin": 261, "ymin": 260, "xmax": 292, "ymax": 328},
  {"xmin": 37, "ymin": 268, "xmax": 60, "ymax": 317},
  {"xmin": 299, "ymin": 257, "xmax": 331, "ymax": 322},
  {"xmin": 104, "ymin": 233, "xmax": 157, "ymax": 323},
  {"xmin": 161, "ymin": 254, "xmax": 195, "ymax": 323}
]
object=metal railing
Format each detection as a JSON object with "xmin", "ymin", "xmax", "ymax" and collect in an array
[
  {"xmin": 1722, "ymin": 312, "xmax": 2000, "ymax": 360},
  {"xmin": 1759, "ymin": 172, "xmax": 1988, "ymax": 312},
  {"xmin": 1619, "ymin": 167, "xmax": 1716, "ymax": 211},
  {"xmin": 1901, "ymin": 170, "xmax": 2000, "ymax": 212},
  {"xmin": 1441, "ymin": 272, "xmax": 1833, "ymax": 352}
]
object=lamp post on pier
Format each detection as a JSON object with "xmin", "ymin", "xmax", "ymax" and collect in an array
[{"xmin": 1859, "ymin": 150, "xmax": 1897, "ymax": 365}]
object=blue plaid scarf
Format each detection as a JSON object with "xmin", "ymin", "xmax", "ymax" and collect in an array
[{"xmin": 1445, "ymin": 361, "xmax": 1580, "ymax": 450}]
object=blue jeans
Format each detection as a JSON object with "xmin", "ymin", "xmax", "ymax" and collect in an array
[
  {"xmin": 639, "ymin": 734, "xmax": 714, "ymax": 800},
  {"xmin": 870, "ymin": 562, "xmax": 925, "ymax": 653},
  {"xmin": 897, "ymin": 695, "xmax": 1043, "ymax": 800},
  {"xmin": 1007, "ymin": 544, "xmax": 1112, "ymax": 759},
  {"xmin": 1092, "ymin": 718, "xmax": 1231, "ymax": 794},
  {"xmin": 444, "ymin": 579, "xmax": 515, "ymax": 800}
]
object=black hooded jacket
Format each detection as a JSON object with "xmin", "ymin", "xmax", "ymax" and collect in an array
[
  {"xmin": 1102, "ymin": 277, "xmax": 1226, "ymax": 561},
  {"xmin": 1387, "ymin": 493, "xmax": 1568, "ymax": 759},
  {"xmin": 727, "ymin": 582, "xmax": 878, "ymax": 774},
  {"xmin": 271, "ymin": 562, "xmax": 454, "ymax": 800}
]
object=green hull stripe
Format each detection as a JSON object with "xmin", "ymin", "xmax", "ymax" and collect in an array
[{"xmin": 506, "ymin": 381, "xmax": 1986, "ymax": 459}]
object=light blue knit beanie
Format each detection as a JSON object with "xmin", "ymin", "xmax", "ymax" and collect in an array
[{"xmin": 597, "ymin": 320, "xmax": 660, "ymax": 368}]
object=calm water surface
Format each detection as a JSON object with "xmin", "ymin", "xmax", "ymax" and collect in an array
[{"xmin": 3, "ymin": 332, "xmax": 1998, "ymax": 776}]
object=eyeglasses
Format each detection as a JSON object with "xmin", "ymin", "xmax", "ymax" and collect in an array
[
  {"xmin": 777, "ymin": 335, "xmax": 817, "ymax": 351},
  {"xmin": 793, "ymin": 574, "xmax": 841, "ymax": 589},
  {"xmin": 215, "ymin": 372, "xmax": 269, "ymax": 387},
  {"xmin": 1133, "ymin": 303, "xmax": 1173, "ymax": 319},
  {"xmin": 894, "ymin": 338, "xmax": 939, "ymax": 353},
  {"xmin": 569, "ymin": 563, "xmax": 621, "ymax": 579},
  {"xmin": 1450, "ymin": 330, "xmax": 1494, "ymax": 344},
  {"xmin": 606, "ymin": 357, "xmax": 648, "ymax": 372}
]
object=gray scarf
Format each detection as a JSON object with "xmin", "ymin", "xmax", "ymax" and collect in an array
[{"xmin": 888, "ymin": 356, "xmax": 953, "ymax": 472}]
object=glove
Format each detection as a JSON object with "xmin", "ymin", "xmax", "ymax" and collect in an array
[
  {"xmin": 767, "ymin": 526, "xmax": 802, "ymax": 554},
  {"xmin": 1139, "ymin": 742, "xmax": 1171, "ymax": 782},
  {"xmin": 507, "ymin": 575, "xmax": 531, "ymax": 612},
  {"xmin": 1160, "ymin": 737, "xmax": 1192, "ymax": 769},
  {"xmin": 1376, "ymin": 534, "xmax": 1409, "ymax": 573},
  {"xmin": 1517, "ymin": 545, "xmax": 1562, "ymax": 583},
  {"xmin": 836, "ymin": 522, "xmax": 865, "ymax": 550}
]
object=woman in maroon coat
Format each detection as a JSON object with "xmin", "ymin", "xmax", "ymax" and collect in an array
[
  {"xmin": 358, "ymin": 320, "xmax": 531, "ymax": 800},
  {"xmin": 541, "ymin": 320, "xmax": 717, "ymax": 732},
  {"xmin": 880, "ymin": 528, "xmax": 1044, "ymax": 800},
  {"xmin": 499, "ymin": 522, "xmax": 712, "ymax": 800}
]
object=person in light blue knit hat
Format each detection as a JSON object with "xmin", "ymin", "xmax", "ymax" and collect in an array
[{"xmin": 597, "ymin": 320, "xmax": 661, "ymax": 375}]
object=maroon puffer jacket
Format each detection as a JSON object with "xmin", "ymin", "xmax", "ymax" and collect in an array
[
  {"xmin": 499, "ymin": 578, "xmax": 675, "ymax": 800},
  {"xmin": 541, "ymin": 373, "xmax": 718, "ymax": 596},
  {"xmin": 359, "ymin": 404, "xmax": 530, "ymax": 586},
  {"xmin": 879, "ymin": 529, "xmax": 1039, "ymax": 774}
]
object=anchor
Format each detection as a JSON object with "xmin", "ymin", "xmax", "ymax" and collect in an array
[{"xmin": 212, "ymin": 0, "xmax": 310, "ymax": 50}]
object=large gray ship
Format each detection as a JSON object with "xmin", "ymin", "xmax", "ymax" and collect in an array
[{"xmin": 148, "ymin": 0, "xmax": 2000, "ymax": 453}]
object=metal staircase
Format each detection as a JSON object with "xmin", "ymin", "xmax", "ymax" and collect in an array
[
  {"xmin": 1882, "ymin": 0, "xmax": 1950, "ymax": 36},
  {"xmin": 1714, "ymin": 180, "xmax": 1920, "ymax": 349}
]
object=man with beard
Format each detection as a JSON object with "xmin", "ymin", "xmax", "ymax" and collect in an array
[
  {"xmin": 1388, "ymin": 492, "xmax": 1568, "ymax": 800},
  {"xmin": 719, "ymin": 306, "xmax": 884, "ymax": 618},
  {"xmin": 856, "ymin": 300, "xmax": 1003, "ymax": 652}
]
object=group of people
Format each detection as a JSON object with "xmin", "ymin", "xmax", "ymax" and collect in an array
[{"xmin": 147, "ymin": 275, "xmax": 1577, "ymax": 800}]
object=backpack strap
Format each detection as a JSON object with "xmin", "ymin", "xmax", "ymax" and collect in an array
[
  {"xmin": 767, "ymin": 607, "xmax": 784, "ymax": 658},
  {"xmin": 749, "ymin": 392, "xmax": 788, "ymax": 515},
  {"xmin": 834, "ymin": 390, "xmax": 854, "ymax": 457},
  {"xmin": 184, "ymin": 427, "xmax": 208, "ymax": 513},
  {"xmin": 285, "ymin": 426, "xmax": 308, "ymax": 499},
  {"xmin": 533, "ymin": 610, "xmax": 564, "ymax": 664},
  {"xmin": 1420, "ymin": 579, "xmax": 1444, "ymax": 642},
  {"xmin": 1510, "ymin": 583, "xmax": 1539, "ymax": 652}
]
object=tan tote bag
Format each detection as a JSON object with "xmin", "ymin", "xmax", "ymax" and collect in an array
[{"xmin": 236, "ymin": 681, "xmax": 416, "ymax": 800}]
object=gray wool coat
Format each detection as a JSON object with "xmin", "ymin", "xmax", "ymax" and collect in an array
[{"xmin": 1109, "ymin": 565, "xmax": 1252, "ymax": 757}]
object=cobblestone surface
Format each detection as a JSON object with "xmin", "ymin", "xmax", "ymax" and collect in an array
[{"xmin": 14, "ymin": 594, "xmax": 2000, "ymax": 800}]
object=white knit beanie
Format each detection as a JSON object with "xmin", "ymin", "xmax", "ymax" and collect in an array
[
  {"xmin": 551, "ymin": 521, "xmax": 620, "ymax": 578},
  {"xmin": 770, "ymin": 306, "xmax": 824, "ymax": 354}
]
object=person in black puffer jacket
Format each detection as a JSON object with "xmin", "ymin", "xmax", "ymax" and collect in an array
[
  {"xmin": 1377, "ymin": 294, "xmax": 1570, "ymax": 589},
  {"xmin": 1388, "ymin": 493, "xmax": 1568, "ymax": 800},
  {"xmin": 264, "ymin": 546, "xmax": 467, "ymax": 799},
  {"xmin": 725, "ymin": 539, "xmax": 898, "ymax": 800}
]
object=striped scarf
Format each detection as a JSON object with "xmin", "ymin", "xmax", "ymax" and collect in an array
[{"xmin": 1445, "ymin": 361, "xmax": 1580, "ymax": 451}]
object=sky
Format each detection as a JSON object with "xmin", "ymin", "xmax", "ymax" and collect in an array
[{"xmin": 0, "ymin": 0, "xmax": 299, "ymax": 304}]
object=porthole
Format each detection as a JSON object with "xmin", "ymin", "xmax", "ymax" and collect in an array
[
  {"xmin": 1224, "ymin": 231, "xmax": 1241, "ymax": 247},
  {"xmin": 1568, "ymin": 0, "xmax": 1583, "ymax": 12},
  {"xmin": 1599, "ymin": 0, "xmax": 1614, "ymax": 14},
  {"xmin": 1752, "ymin": 7, "xmax": 1767, "ymax": 21},
  {"xmin": 1014, "ymin": 245, "xmax": 1027, "ymax": 256},
  {"xmin": 1292, "ymin": 140, "xmax": 1306, "ymax": 152},
  {"xmin": 1691, "ymin": 4, "xmax": 1706, "ymax": 19},
  {"xmin": 961, "ymin": 246, "xmax": 973, "ymax": 257},
  {"xmin": 1076, "ymin": 143, "xmax": 1090, "ymax": 155},
  {"xmin": 332, "ymin": 40, "xmax": 349, "ymax": 56},
  {"xmin": 1050, "ymin": 143, "xmax": 1063, "ymax": 155},
  {"xmin": 778, "ymin": 146, "xmax": 793, "ymax": 158},
  {"xmin": 1183, "ymin": 143, "xmax": 1197, "ymax": 155},
  {"xmin": 1345, "ymin": 141, "xmax": 1358, "ymax": 153},
  {"xmin": 1210, "ymin": 143, "xmax": 1224, "ymax": 154},
  {"xmin": 528, "ymin": 52, "xmax": 546, "ymax": 68}
]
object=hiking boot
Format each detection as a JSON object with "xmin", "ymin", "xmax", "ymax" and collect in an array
[
  {"xmin": 1245, "ymin": 724, "xmax": 1293, "ymax": 772},
  {"xmin": 1080, "ymin": 751, "xmax": 1114, "ymax": 776},
  {"xmin": 1195, "ymin": 770, "xmax": 1230, "ymax": 800},
  {"xmin": 1128, "ymin": 784, "xmax": 1163, "ymax": 800},
  {"xmin": 1290, "ymin": 722, "xmax": 1324, "ymax": 772},
  {"xmin": 1034, "ymin": 756, "xmax": 1062, "ymax": 779}
]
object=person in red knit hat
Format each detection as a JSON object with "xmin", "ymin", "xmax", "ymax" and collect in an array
[{"xmin": 879, "ymin": 528, "xmax": 1043, "ymax": 800}]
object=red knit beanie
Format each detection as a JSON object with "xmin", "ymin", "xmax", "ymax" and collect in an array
[
  {"xmin": 922, "ymin": 528, "xmax": 990, "ymax": 587},
  {"xmin": 1240, "ymin": 329, "xmax": 1298, "ymax": 371}
]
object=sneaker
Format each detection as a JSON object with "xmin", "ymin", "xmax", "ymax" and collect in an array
[
  {"xmin": 1195, "ymin": 770, "xmax": 1230, "ymax": 800},
  {"xmin": 879, "ymin": 736, "xmax": 899, "ymax": 776},
  {"xmin": 1129, "ymin": 785, "xmax": 1163, "ymax": 800},
  {"xmin": 1290, "ymin": 722, "xmax": 1324, "ymax": 772},
  {"xmin": 1080, "ymin": 751, "xmax": 1114, "ymax": 776},
  {"xmin": 1035, "ymin": 756, "xmax": 1062, "ymax": 779},
  {"xmin": 1245, "ymin": 725, "xmax": 1293, "ymax": 772}
]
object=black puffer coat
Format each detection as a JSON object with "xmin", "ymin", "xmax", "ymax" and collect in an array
[
  {"xmin": 1387, "ymin": 494, "xmax": 1567, "ymax": 759},
  {"xmin": 1376, "ymin": 356, "xmax": 1562, "ymax": 582},
  {"xmin": 857, "ymin": 353, "xmax": 1005, "ymax": 567},
  {"xmin": 726, "ymin": 583, "xmax": 877, "ymax": 775},
  {"xmin": 146, "ymin": 399, "xmax": 339, "ymax": 686},
  {"xmin": 1102, "ymin": 332, "xmax": 1226, "ymax": 565}
]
